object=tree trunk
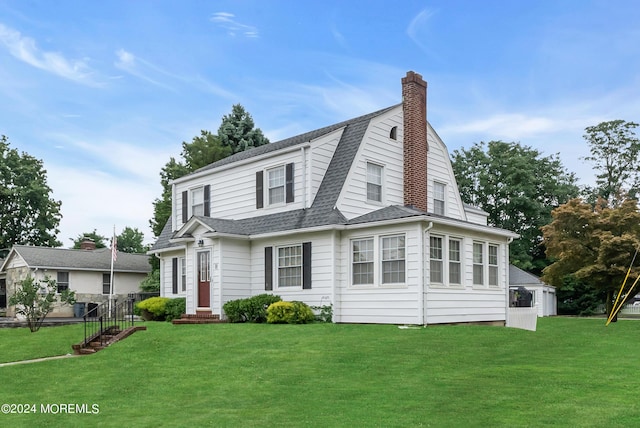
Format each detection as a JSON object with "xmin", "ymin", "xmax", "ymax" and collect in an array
[{"xmin": 606, "ymin": 289, "xmax": 618, "ymax": 322}]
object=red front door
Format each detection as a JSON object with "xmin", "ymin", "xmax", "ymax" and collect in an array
[{"xmin": 197, "ymin": 251, "xmax": 211, "ymax": 308}]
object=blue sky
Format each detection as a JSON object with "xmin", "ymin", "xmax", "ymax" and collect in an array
[{"xmin": 1, "ymin": 0, "xmax": 639, "ymax": 247}]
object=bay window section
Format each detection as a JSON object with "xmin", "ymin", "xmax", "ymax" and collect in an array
[
  {"xmin": 449, "ymin": 238, "xmax": 462, "ymax": 285},
  {"xmin": 429, "ymin": 236, "xmax": 443, "ymax": 284},
  {"xmin": 352, "ymin": 238, "xmax": 374, "ymax": 285},
  {"xmin": 473, "ymin": 242, "xmax": 484, "ymax": 286},
  {"xmin": 382, "ymin": 235, "xmax": 405, "ymax": 284},
  {"xmin": 489, "ymin": 244, "xmax": 499, "ymax": 287}
]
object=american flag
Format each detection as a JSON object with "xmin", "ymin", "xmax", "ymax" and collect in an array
[{"xmin": 111, "ymin": 235, "xmax": 118, "ymax": 262}]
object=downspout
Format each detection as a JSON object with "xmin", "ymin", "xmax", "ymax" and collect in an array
[
  {"xmin": 301, "ymin": 146, "xmax": 307, "ymax": 208},
  {"xmin": 420, "ymin": 221, "xmax": 434, "ymax": 325}
]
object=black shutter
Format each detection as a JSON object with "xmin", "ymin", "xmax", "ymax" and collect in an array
[
  {"xmin": 302, "ymin": 242, "xmax": 312, "ymax": 289},
  {"xmin": 182, "ymin": 191, "xmax": 188, "ymax": 222},
  {"xmin": 203, "ymin": 185, "xmax": 210, "ymax": 217},
  {"xmin": 256, "ymin": 171, "xmax": 264, "ymax": 209},
  {"xmin": 265, "ymin": 247, "xmax": 273, "ymax": 290},
  {"xmin": 286, "ymin": 162, "xmax": 294, "ymax": 203},
  {"xmin": 172, "ymin": 258, "xmax": 178, "ymax": 294}
]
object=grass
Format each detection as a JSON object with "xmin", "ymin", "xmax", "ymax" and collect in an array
[{"xmin": 1, "ymin": 318, "xmax": 639, "ymax": 427}]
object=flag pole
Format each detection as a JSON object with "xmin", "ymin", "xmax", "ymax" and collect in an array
[{"xmin": 109, "ymin": 225, "xmax": 117, "ymax": 315}]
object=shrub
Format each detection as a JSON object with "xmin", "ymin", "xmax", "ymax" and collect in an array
[
  {"xmin": 311, "ymin": 304, "xmax": 333, "ymax": 323},
  {"xmin": 267, "ymin": 300, "xmax": 315, "ymax": 324},
  {"xmin": 223, "ymin": 294, "xmax": 281, "ymax": 323},
  {"xmin": 164, "ymin": 298, "xmax": 186, "ymax": 322},
  {"xmin": 136, "ymin": 297, "xmax": 171, "ymax": 321}
]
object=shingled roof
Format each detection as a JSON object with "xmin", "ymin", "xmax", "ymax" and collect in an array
[
  {"xmin": 3, "ymin": 245, "xmax": 151, "ymax": 273},
  {"xmin": 151, "ymin": 105, "xmax": 400, "ymax": 251},
  {"xmin": 509, "ymin": 265, "xmax": 548, "ymax": 287}
]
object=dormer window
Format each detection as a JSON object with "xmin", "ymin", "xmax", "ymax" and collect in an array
[
  {"xmin": 256, "ymin": 163, "xmax": 295, "ymax": 209},
  {"xmin": 434, "ymin": 182, "xmax": 445, "ymax": 215},
  {"xmin": 268, "ymin": 166, "xmax": 285, "ymax": 205},
  {"xmin": 366, "ymin": 162, "xmax": 383, "ymax": 203}
]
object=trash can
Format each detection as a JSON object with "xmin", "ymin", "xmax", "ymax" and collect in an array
[
  {"xmin": 73, "ymin": 302, "xmax": 86, "ymax": 318},
  {"xmin": 87, "ymin": 303, "xmax": 99, "ymax": 318}
]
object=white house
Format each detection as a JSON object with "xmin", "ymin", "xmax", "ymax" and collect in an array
[
  {"xmin": 1, "ymin": 243, "xmax": 151, "ymax": 317},
  {"xmin": 149, "ymin": 71, "xmax": 518, "ymax": 325}
]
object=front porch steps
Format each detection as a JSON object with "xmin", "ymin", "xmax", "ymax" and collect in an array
[
  {"xmin": 172, "ymin": 313, "xmax": 226, "ymax": 325},
  {"xmin": 72, "ymin": 325, "xmax": 147, "ymax": 355}
]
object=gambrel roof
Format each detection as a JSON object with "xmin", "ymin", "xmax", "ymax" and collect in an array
[{"xmin": 1, "ymin": 245, "xmax": 151, "ymax": 273}]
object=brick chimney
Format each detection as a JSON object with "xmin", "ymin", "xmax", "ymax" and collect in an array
[
  {"xmin": 402, "ymin": 71, "xmax": 428, "ymax": 212},
  {"xmin": 80, "ymin": 237, "xmax": 96, "ymax": 251}
]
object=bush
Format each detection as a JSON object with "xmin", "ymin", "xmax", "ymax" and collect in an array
[
  {"xmin": 164, "ymin": 298, "xmax": 186, "ymax": 322},
  {"xmin": 267, "ymin": 301, "xmax": 315, "ymax": 324},
  {"xmin": 136, "ymin": 297, "xmax": 171, "ymax": 321},
  {"xmin": 223, "ymin": 294, "xmax": 281, "ymax": 323}
]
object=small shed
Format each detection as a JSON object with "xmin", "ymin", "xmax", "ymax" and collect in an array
[{"xmin": 509, "ymin": 265, "xmax": 557, "ymax": 317}]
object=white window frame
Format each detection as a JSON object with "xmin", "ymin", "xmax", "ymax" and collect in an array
[
  {"xmin": 433, "ymin": 182, "xmax": 446, "ymax": 216},
  {"xmin": 277, "ymin": 244, "xmax": 302, "ymax": 288},
  {"xmin": 488, "ymin": 244, "xmax": 499, "ymax": 287},
  {"xmin": 267, "ymin": 165, "xmax": 286, "ymax": 206},
  {"xmin": 191, "ymin": 186, "xmax": 204, "ymax": 217},
  {"xmin": 473, "ymin": 242, "xmax": 484, "ymax": 286},
  {"xmin": 179, "ymin": 257, "xmax": 186, "ymax": 292},
  {"xmin": 352, "ymin": 238, "xmax": 374, "ymax": 285},
  {"xmin": 448, "ymin": 238, "xmax": 462, "ymax": 285},
  {"xmin": 381, "ymin": 235, "xmax": 406, "ymax": 284},
  {"xmin": 350, "ymin": 233, "xmax": 407, "ymax": 287},
  {"xmin": 429, "ymin": 236, "xmax": 443, "ymax": 284},
  {"xmin": 366, "ymin": 162, "xmax": 383, "ymax": 203}
]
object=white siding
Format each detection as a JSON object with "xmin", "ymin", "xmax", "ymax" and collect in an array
[
  {"xmin": 337, "ymin": 223, "xmax": 422, "ymax": 325},
  {"xmin": 426, "ymin": 124, "xmax": 466, "ymax": 221},
  {"xmin": 219, "ymin": 238, "xmax": 251, "ymax": 308},
  {"xmin": 250, "ymin": 232, "xmax": 334, "ymax": 308},
  {"xmin": 337, "ymin": 107, "xmax": 404, "ymax": 219}
]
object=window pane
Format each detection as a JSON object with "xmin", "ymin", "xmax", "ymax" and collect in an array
[
  {"xmin": 434, "ymin": 183, "xmax": 445, "ymax": 215},
  {"xmin": 431, "ymin": 260, "xmax": 443, "ymax": 283},
  {"xmin": 382, "ymin": 235, "xmax": 405, "ymax": 284},
  {"xmin": 473, "ymin": 243, "xmax": 483, "ymax": 263},
  {"xmin": 103, "ymin": 273, "xmax": 111, "ymax": 294},
  {"xmin": 449, "ymin": 263, "xmax": 461, "ymax": 284},
  {"xmin": 352, "ymin": 239, "xmax": 374, "ymax": 285},
  {"xmin": 489, "ymin": 266, "xmax": 498, "ymax": 286},
  {"xmin": 278, "ymin": 245, "xmax": 302, "ymax": 287},
  {"xmin": 449, "ymin": 239, "xmax": 460, "ymax": 261},
  {"xmin": 192, "ymin": 188, "xmax": 204, "ymax": 216},
  {"xmin": 367, "ymin": 163, "xmax": 383, "ymax": 202},
  {"xmin": 268, "ymin": 167, "xmax": 285, "ymax": 204}
]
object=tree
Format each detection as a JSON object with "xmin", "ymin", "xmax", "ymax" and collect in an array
[
  {"xmin": 0, "ymin": 135, "xmax": 62, "ymax": 251},
  {"xmin": 583, "ymin": 120, "xmax": 640, "ymax": 207},
  {"xmin": 150, "ymin": 104, "xmax": 269, "ymax": 238},
  {"xmin": 542, "ymin": 198, "xmax": 640, "ymax": 317},
  {"xmin": 451, "ymin": 141, "xmax": 580, "ymax": 273},
  {"xmin": 117, "ymin": 226, "xmax": 145, "ymax": 253},
  {"xmin": 71, "ymin": 230, "xmax": 107, "ymax": 249},
  {"xmin": 218, "ymin": 104, "xmax": 269, "ymax": 154},
  {"xmin": 9, "ymin": 275, "xmax": 75, "ymax": 332}
]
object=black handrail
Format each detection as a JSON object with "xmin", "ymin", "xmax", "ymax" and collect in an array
[{"xmin": 82, "ymin": 296, "xmax": 136, "ymax": 348}]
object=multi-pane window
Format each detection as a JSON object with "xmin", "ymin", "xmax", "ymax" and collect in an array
[
  {"xmin": 449, "ymin": 239, "xmax": 462, "ymax": 284},
  {"xmin": 382, "ymin": 235, "xmax": 405, "ymax": 284},
  {"xmin": 191, "ymin": 187, "xmax": 204, "ymax": 216},
  {"xmin": 180, "ymin": 257, "xmax": 186, "ymax": 292},
  {"xmin": 434, "ymin": 182, "xmax": 445, "ymax": 215},
  {"xmin": 268, "ymin": 166, "xmax": 285, "ymax": 205},
  {"xmin": 278, "ymin": 245, "xmax": 302, "ymax": 287},
  {"xmin": 352, "ymin": 238, "xmax": 374, "ymax": 285},
  {"xmin": 430, "ymin": 236, "xmax": 443, "ymax": 283},
  {"xmin": 57, "ymin": 271, "xmax": 69, "ymax": 293},
  {"xmin": 473, "ymin": 243, "xmax": 484, "ymax": 285},
  {"xmin": 489, "ymin": 244, "xmax": 499, "ymax": 287},
  {"xmin": 366, "ymin": 163, "xmax": 383, "ymax": 202},
  {"xmin": 102, "ymin": 273, "xmax": 111, "ymax": 295}
]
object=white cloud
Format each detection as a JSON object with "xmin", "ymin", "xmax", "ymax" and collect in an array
[
  {"xmin": 210, "ymin": 12, "xmax": 259, "ymax": 38},
  {"xmin": 114, "ymin": 48, "xmax": 176, "ymax": 90},
  {"xmin": 0, "ymin": 23, "xmax": 101, "ymax": 86}
]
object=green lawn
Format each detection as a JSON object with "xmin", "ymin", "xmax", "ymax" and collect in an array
[{"xmin": 1, "ymin": 318, "xmax": 639, "ymax": 427}]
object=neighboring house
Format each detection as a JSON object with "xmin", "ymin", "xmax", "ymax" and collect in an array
[
  {"xmin": 0, "ymin": 258, "xmax": 6, "ymax": 311},
  {"xmin": 509, "ymin": 265, "xmax": 557, "ymax": 317},
  {"xmin": 149, "ymin": 71, "xmax": 519, "ymax": 325},
  {"xmin": 1, "ymin": 242, "xmax": 151, "ymax": 317}
]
